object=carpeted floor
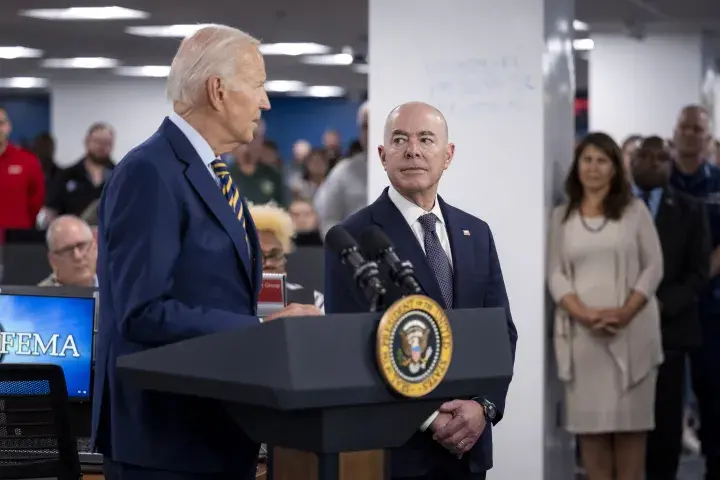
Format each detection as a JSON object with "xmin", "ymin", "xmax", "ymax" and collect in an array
[{"xmin": 678, "ymin": 453, "xmax": 704, "ymax": 478}]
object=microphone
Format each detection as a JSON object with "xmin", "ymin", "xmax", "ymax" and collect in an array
[
  {"xmin": 360, "ymin": 226, "xmax": 423, "ymax": 296},
  {"xmin": 325, "ymin": 225, "xmax": 387, "ymax": 309}
]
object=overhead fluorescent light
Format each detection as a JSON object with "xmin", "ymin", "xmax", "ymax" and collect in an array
[
  {"xmin": 302, "ymin": 86, "xmax": 346, "ymax": 98},
  {"xmin": 572, "ymin": 38, "xmax": 594, "ymax": 51},
  {"xmin": 264, "ymin": 80, "xmax": 305, "ymax": 93},
  {"xmin": 259, "ymin": 43, "xmax": 331, "ymax": 56},
  {"xmin": 0, "ymin": 77, "xmax": 48, "ymax": 89},
  {"xmin": 301, "ymin": 53, "xmax": 354, "ymax": 66},
  {"xmin": 42, "ymin": 57, "xmax": 120, "ymax": 69},
  {"xmin": 125, "ymin": 24, "xmax": 212, "ymax": 38},
  {"xmin": 573, "ymin": 19, "xmax": 589, "ymax": 31},
  {"xmin": 116, "ymin": 65, "xmax": 171, "ymax": 77},
  {"xmin": 353, "ymin": 63, "xmax": 368, "ymax": 74},
  {"xmin": 0, "ymin": 46, "xmax": 43, "ymax": 59},
  {"xmin": 20, "ymin": 6, "xmax": 148, "ymax": 20}
]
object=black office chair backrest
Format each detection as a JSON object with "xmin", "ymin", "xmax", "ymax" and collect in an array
[{"xmin": 0, "ymin": 364, "xmax": 81, "ymax": 480}]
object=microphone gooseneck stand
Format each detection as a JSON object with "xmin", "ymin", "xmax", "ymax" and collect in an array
[{"xmin": 353, "ymin": 259, "xmax": 387, "ymax": 312}]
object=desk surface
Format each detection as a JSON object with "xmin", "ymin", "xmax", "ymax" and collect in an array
[{"xmin": 80, "ymin": 463, "xmax": 267, "ymax": 479}]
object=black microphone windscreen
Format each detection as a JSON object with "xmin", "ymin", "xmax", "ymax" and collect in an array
[
  {"xmin": 325, "ymin": 225, "xmax": 358, "ymax": 254},
  {"xmin": 360, "ymin": 226, "xmax": 393, "ymax": 257}
]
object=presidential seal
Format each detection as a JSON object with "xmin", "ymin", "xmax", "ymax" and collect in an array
[{"xmin": 376, "ymin": 295, "xmax": 453, "ymax": 398}]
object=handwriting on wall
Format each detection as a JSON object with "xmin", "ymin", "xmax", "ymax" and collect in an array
[{"xmin": 424, "ymin": 55, "xmax": 537, "ymax": 115}]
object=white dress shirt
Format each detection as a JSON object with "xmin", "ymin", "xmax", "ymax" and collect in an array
[
  {"xmin": 168, "ymin": 112, "xmax": 219, "ymax": 185},
  {"xmin": 387, "ymin": 185, "xmax": 451, "ymax": 431},
  {"xmin": 387, "ymin": 186, "xmax": 453, "ymax": 267}
]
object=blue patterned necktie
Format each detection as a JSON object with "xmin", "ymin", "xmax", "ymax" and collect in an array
[
  {"xmin": 418, "ymin": 213, "xmax": 454, "ymax": 308},
  {"xmin": 211, "ymin": 159, "xmax": 249, "ymax": 246}
]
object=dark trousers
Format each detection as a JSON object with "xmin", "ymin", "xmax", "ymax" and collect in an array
[
  {"xmin": 690, "ymin": 341, "xmax": 720, "ymax": 479},
  {"xmin": 646, "ymin": 349, "xmax": 686, "ymax": 480},
  {"xmin": 103, "ymin": 458, "xmax": 257, "ymax": 480}
]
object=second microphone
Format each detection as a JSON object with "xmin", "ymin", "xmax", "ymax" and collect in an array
[{"xmin": 360, "ymin": 226, "xmax": 424, "ymax": 296}]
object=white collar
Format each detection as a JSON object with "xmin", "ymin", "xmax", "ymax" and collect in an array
[
  {"xmin": 387, "ymin": 185, "xmax": 446, "ymax": 227},
  {"xmin": 168, "ymin": 111, "xmax": 217, "ymax": 168}
]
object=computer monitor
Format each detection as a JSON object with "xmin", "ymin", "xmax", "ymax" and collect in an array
[{"xmin": 0, "ymin": 285, "xmax": 97, "ymax": 402}]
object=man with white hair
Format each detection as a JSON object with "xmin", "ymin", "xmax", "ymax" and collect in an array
[
  {"xmin": 314, "ymin": 101, "xmax": 369, "ymax": 237},
  {"xmin": 39, "ymin": 215, "xmax": 97, "ymax": 287},
  {"xmin": 91, "ymin": 24, "xmax": 321, "ymax": 480}
]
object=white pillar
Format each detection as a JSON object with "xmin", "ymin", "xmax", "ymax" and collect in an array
[
  {"xmin": 50, "ymin": 78, "xmax": 169, "ymax": 166},
  {"xmin": 369, "ymin": 0, "xmax": 576, "ymax": 478},
  {"xmin": 589, "ymin": 33, "xmax": 708, "ymax": 142}
]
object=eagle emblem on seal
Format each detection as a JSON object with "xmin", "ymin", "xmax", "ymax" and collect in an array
[{"xmin": 397, "ymin": 319, "xmax": 434, "ymax": 374}]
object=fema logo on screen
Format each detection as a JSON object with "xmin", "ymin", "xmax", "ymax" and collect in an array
[{"xmin": 0, "ymin": 319, "xmax": 80, "ymax": 361}]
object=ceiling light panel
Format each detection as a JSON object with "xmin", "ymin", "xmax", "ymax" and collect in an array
[
  {"xmin": 125, "ymin": 24, "xmax": 212, "ymax": 37},
  {"xmin": 572, "ymin": 38, "xmax": 594, "ymax": 51},
  {"xmin": 264, "ymin": 80, "xmax": 306, "ymax": 93},
  {"xmin": 20, "ymin": 6, "xmax": 148, "ymax": 20},
  {"xmin": 302, "ymin": 86, "xmax": 346, "ymax": 97},
  {"xmin": 573, "ymin": 19, "xmax": 589, "ymax": 31},
  {"xmin": 0, "ymin": 46, "xmax": 43, "ymax": 59},
  {"xmin": 259, "ymin": 43, "xmax": 331, "ymax": 56},
  {"xmin": 115, "ymin": 66, "xmax": 171, "ymax": 77},
  {"xmin": 42, "ymin": 57, "xmax": 120, "ymax": 69},
  {"xmin": 301, "ymin": 53, "xmax": 354, "ymax": 66},
  {"xmin": 0, "ymin": 77, "xmax": 48, "ymax": 89}
]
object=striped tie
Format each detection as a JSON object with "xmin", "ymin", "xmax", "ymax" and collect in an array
[{"xmin": 211, "ymin": 159, "xmax": 249, "ymax": 244}]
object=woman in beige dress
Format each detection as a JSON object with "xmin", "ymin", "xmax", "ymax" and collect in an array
[{"xmin": 548, "ymin": 132, "xmax": 664, "ymax": 480}]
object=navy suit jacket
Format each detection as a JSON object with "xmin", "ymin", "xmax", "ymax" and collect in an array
[
  {"xmin": 90, "ymin": 118, "xmax": 263, "ymax": 476},
  {"xmin": 324, "ymin": 188, "xmax": 518, "ymax": 477}
]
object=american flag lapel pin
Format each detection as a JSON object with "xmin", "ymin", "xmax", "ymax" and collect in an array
[{"xmin": 463, "ymin": 230, "xmax": 471, "ymax": 236}]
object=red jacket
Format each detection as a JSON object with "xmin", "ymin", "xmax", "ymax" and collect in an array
[{"xmin": 0, "ymin": 144, "xmax": 45, "ymax": 229}]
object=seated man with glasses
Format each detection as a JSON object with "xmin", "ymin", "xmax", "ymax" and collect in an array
[
  {"xmin": 249, "ymin": 203, "xmax": 324, "ymax": 310},
  {"xmin": 39, "ymin": 214, "xmax": 98, "ymax": 287}
]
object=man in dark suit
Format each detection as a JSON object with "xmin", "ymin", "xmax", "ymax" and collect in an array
[
  {"xmin": 91, "ymin": 25, "xmax": 320, "ymax": 480},
  {"xmin": 631, "ymin": 136, "xmax": 711, "ymax": 480},
  {"xmin": 324, "ymin": 102, "xmax": 518, "ymax": 480}
]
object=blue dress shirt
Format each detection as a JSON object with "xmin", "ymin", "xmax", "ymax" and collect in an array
[{"xmin": 632, "ymin": 184, "xmax": 663, "ymax": 219}]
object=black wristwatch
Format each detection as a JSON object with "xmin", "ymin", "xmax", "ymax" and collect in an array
[{"xmin": 475, "ymin": 398, "xmax": 497, "ymax": 422}]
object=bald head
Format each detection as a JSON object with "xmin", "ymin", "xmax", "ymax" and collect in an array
[
  {"xmin": 379, "ymin": 102, "xmax": 454, "ymax": 207},
  {"xmin": 674, "ymin": 104, "xmax": 711, "ymax": 162},
  {"xmin": 383, "ymin": 102, "xmax": 448, "ymax": 143},
  {"xmin": 679, "ymin": 105, "xmax": 709, "ymax": 120},
  {"xmin": 46, "ymin": 215, "xmax": 93, "ymax": 251}
]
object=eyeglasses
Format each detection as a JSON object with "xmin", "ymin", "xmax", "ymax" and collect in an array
[
  {"xmin": 262, "ymin": 250, "xmax": 286, "ymax": 266},
  {"xmin": 51, "ymin": 240, "xmax": 92, "ymax": 258}
]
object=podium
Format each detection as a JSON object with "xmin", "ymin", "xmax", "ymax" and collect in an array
[{"xmin": 117, "ymin": 307, "xmax": 513, "ymax": 480}]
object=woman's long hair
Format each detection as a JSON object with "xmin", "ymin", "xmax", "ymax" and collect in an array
[{"xmin": 563, "ymin": 132, "xmax": 632, "ymax": 222}]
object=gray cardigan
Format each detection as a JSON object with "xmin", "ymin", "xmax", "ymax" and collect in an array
[{"xmin": 547, "ymin": 198, "xmax": 664, "ymax": 390}]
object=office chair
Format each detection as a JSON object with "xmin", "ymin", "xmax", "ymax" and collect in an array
[{"xmin": 0, "ymin": 364, "xmax": 81, "ymax": 480}]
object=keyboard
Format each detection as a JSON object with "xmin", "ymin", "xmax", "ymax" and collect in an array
[{"xmin": 76, "ymin": 437, "xmax": 103, "ymax": 466}]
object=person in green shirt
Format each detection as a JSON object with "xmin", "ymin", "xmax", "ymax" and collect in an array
[{"xmin": 224, "ymin": 144, "xmax": 286, "ymax": 206}]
